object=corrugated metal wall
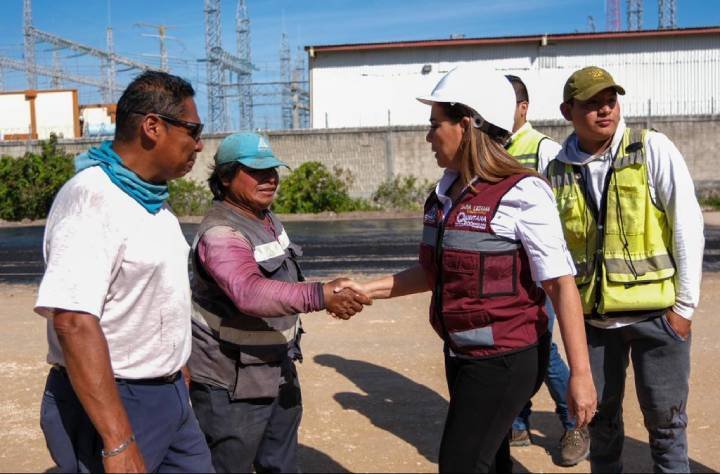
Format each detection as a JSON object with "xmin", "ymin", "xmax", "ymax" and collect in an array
[{"xmin": 310, "ymin": 34, "xmax": 720, "ymax": 127}]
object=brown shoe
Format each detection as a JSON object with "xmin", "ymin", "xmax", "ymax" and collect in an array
[
  {"xmin": 509, "ymin": 428, "xmax": 531, "ymax": 447},
  {"xmin": 559, "ymin": 427, "xmax": 590, "ymax": 466}
]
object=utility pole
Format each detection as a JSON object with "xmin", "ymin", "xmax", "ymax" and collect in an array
[
  {"xmin": 136, "ymin": 23, "xmax": 173, "ymax": 72},
  {"xmin": 658, "ymin": 0, "xmax": 677, "ymax": 29},
  {"xmin": 24, "ymin": 0, "xmax": 37, "ymax": 89},
  {"xmin": 236, "ymin": 0, "xmax": 253, "ymax": 130},
  {"xmin": 627, "ymin": 0, "xmax": 643, "ymax": 30}
]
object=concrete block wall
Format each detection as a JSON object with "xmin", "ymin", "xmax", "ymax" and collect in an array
[{"xmin": 1, "ymin": 116, "xmax": 718, "ymax": 198}]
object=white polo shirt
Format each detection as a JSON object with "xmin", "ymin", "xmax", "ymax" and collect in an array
[{"xmin": 35, "ymin": 167, "xmax": 192, "ymax": 379}]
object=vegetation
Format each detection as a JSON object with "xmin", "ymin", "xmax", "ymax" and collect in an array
[
  {"xmin": 371, "ymin": 175, "xmax": 433, "ymax": 211},
  {"xmin": 0, "ymin": 138, "xmax": 431, "ymax": 219},
  {"xmin": 273, "ymin": 161, "xmax": 373, "ymax": 214},
  {"xmin": 0, "ymin": 134, "xmax": 74, "ymax": 221},
  {"xmin": 700, "ymin": 195, "xmax": 720, "ymax": 210},
  {"xmin": 168, "ymin": 178, "xmax": 213, "ymax": 216}
]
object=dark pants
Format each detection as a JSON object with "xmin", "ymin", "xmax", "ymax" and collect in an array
[
  {"xmin": 189, "ymin": 361, "xmax": 303, "ymax": 473},
  {"xmin": 439, "ymin": 335, "xmax": 550, "ymax": 473},
  {"xmin": 586, "ymin": 315, "xmax": 691, "ymax": 473},
  {"xmin": 40, "ymin": 367, "xmax": 213, "ymax": 473}
]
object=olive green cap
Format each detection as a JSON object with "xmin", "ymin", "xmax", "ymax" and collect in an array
[{"xmin": 563, "ymin": 66, "xmax": 626, "ymax": 102}]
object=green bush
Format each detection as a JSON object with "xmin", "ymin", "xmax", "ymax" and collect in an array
[
  {"xmin": 372, "ymin": 175, "xmax": 434, "ymax": 211},
  {"xmin": 273, "ymin": 161, "xmax": 372, "ymax": 213},
  {"xmin": 167, "ymin": 178, "xmax": 213, "ymax": 216},
  {"xmin": 0, "ymin": 134, "xmax": 74, "ymax": 221},
  {"xmin": 700, "ymin": 196, "xmax": 720, "ymax": 210}
]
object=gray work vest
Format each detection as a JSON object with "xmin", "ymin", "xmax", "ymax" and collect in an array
[{"xmin": 188, "ymin": 200, "xmax": 305, "ymax": 399}]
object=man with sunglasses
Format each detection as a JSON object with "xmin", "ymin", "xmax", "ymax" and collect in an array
[{"xmin": 35, "ymin": 71, "xmax": 213, "ymax": 473}]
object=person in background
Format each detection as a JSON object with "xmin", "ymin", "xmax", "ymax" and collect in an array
[
  {"xmin": 505, "ymin": 74, "xmax": 590, "ymax": 467},
  {"xmin": 545, "ymin": 66, "xmax": 704, "ymax": 473},
  {"xmin": 187, "ymin": 132, "xmax": 371, "ymax": 473},
  {"xmin": 337, "ymin": 64, "xmax": 596, "ymax": 473},
  {"xmin": 34, "ymin": 71, "xmax": 213, "ymax": 473}
]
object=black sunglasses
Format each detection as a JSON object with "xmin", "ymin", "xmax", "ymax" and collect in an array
[{"xmin": 132, "ymin": 111, "xmax": 204, "ymax": 141}]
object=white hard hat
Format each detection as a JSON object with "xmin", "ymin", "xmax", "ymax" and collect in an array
[{"xmin": 417, "ymin": 63, "xmax": 516, "ymax": 134}]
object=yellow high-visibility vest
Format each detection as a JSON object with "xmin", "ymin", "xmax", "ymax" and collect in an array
[
  {"xmin": 547, "ymin": 128, "xmax": 676, "ymax": 316},
  {"xmin": 506, "ymin": 124, "xmax": 549, "ymax": 170}
]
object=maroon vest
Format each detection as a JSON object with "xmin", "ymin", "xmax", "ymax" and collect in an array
[{"xmin": 419, "ymin": 174, "xmax": 548, "ymax": 358}]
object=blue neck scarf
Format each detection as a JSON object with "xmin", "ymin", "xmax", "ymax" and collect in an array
[{"xmin": 75, "ymin": 141, "xmax": 169, "ymax": 214}]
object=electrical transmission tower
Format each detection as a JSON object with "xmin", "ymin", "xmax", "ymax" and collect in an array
[
  {"xmin": 627, "ymin": 0, "xmax": 643, "ymax": 30},
  {"xmin": 606, "ymin": 0, "xmax": 621, "ymax": 31},
  {"xmin": 280, "ymin": 33, "xmax": 292, "ymax": 129},
  {"xmin": 292, "ymin": 48, "xmax": 309, "ymax": 129},
  {"xmin": 10, "ymin": 0, "xmax": 157, "ymax": 102},
  {"xmin": 204, "ymin": 0, "xmax": 253, "ymax": 133},
  {"xmin": 103, "ymin": 27, "xmax": 116, "ymax": 102},
  {"xmin": 236, "ymin": 0, "xmax": 253, "ymax": 130},
  {"xmin": 23, "ymin": 0, "xmax": 36, "ymax": 89},
  {"xmin": 658, "ymin": 0, "xmax": 677, "ymax": 29}
]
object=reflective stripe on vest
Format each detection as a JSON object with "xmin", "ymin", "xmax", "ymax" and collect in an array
[
  {"xmin": 442, "ymin": 229, "xmax": 521, "ymax": 252},
  {"xmin": 192, "ymin": 302, "xmax": 299, "ymax": 346},
  {"xmin": 253, "ymin": 229, "xmax": 291, "ymax": 262},
  {"xmin": 547, "ymin": 128, "xmax": 676, "ymax": 315},
  {"xmin": 450, "ymin": 326, "xmax": 494, "ymax": 348},
  {"xmin": 506, "ymin": 124, "xmax": 548, "ymax": 170}
]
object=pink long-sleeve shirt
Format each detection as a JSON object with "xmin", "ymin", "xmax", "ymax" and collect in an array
[{"xmin": 197, "ymin": 225, "xmax": 325, "ymax": 317}]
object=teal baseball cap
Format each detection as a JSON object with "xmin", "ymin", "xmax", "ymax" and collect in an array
[{"xmin": 215, "ymin": 132, "xmax": 289, "ymax": 170}]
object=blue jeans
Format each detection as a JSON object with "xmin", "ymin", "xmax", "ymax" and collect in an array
[{"xmin": 512, "ymin": 301, "xmax": 574, "ymax": 431}]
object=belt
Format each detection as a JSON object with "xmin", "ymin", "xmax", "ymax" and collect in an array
[{"xmin": 52, "ymin": 365, "xmax": 180, "ymax": 385}]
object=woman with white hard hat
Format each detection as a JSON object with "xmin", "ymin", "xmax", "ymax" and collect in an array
[{"xmin": 336, "ymin": 64, "xmax": 596, "ymax": 472}]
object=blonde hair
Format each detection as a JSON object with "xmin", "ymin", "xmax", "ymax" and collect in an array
[{"xmin": 441, "ymin": 102, "xmax": 540, "ymax": 186}]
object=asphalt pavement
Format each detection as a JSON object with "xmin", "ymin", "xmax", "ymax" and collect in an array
[{"xmin": 1, "ymin": 218, "xmax": 718, "ymax": 284}]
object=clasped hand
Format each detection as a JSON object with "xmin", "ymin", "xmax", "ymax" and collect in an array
[{"xmin": 322, "ymin": 278, "xmax": 372, "ymax": 320}]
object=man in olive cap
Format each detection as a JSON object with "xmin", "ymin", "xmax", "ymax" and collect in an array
[{"xmin": 541, "ymin": 66, "xmax": 704, "ymax": 472}]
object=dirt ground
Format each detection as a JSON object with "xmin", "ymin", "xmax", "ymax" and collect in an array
[{"xmin": 1, "ymin": 274, "xmax": 719, "ymax": 473}]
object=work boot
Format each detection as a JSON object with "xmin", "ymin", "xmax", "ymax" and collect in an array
[
  {"xmin": 509, "ymin": 428, "xmax": 531, "ymax": 447},
  {"xmin": 559, "ymin": 426, "xmax": 590, "ymax": 466}
]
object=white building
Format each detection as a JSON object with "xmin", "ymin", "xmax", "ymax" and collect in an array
[
  {"xmin": 0, "ymin": 89, "xmax": 80, "ymax": 140},
  {"xmin": 306, "ymin": 27, "xmax": 720, "ymax": 128}
]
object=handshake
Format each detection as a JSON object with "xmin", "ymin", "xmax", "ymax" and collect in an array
[{"xmin": 322, "ymin": 277, "xmax": 372, "ymax": 320}]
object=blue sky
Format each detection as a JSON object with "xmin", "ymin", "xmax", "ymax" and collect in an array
[{"xmin": 0, "ymin": 0, "xmax": 717, "ymax": 128}]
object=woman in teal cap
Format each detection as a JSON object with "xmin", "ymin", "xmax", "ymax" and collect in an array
[{"xmin": 186, "ymin": 132, "xmax": 370, "ymax": 473}]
